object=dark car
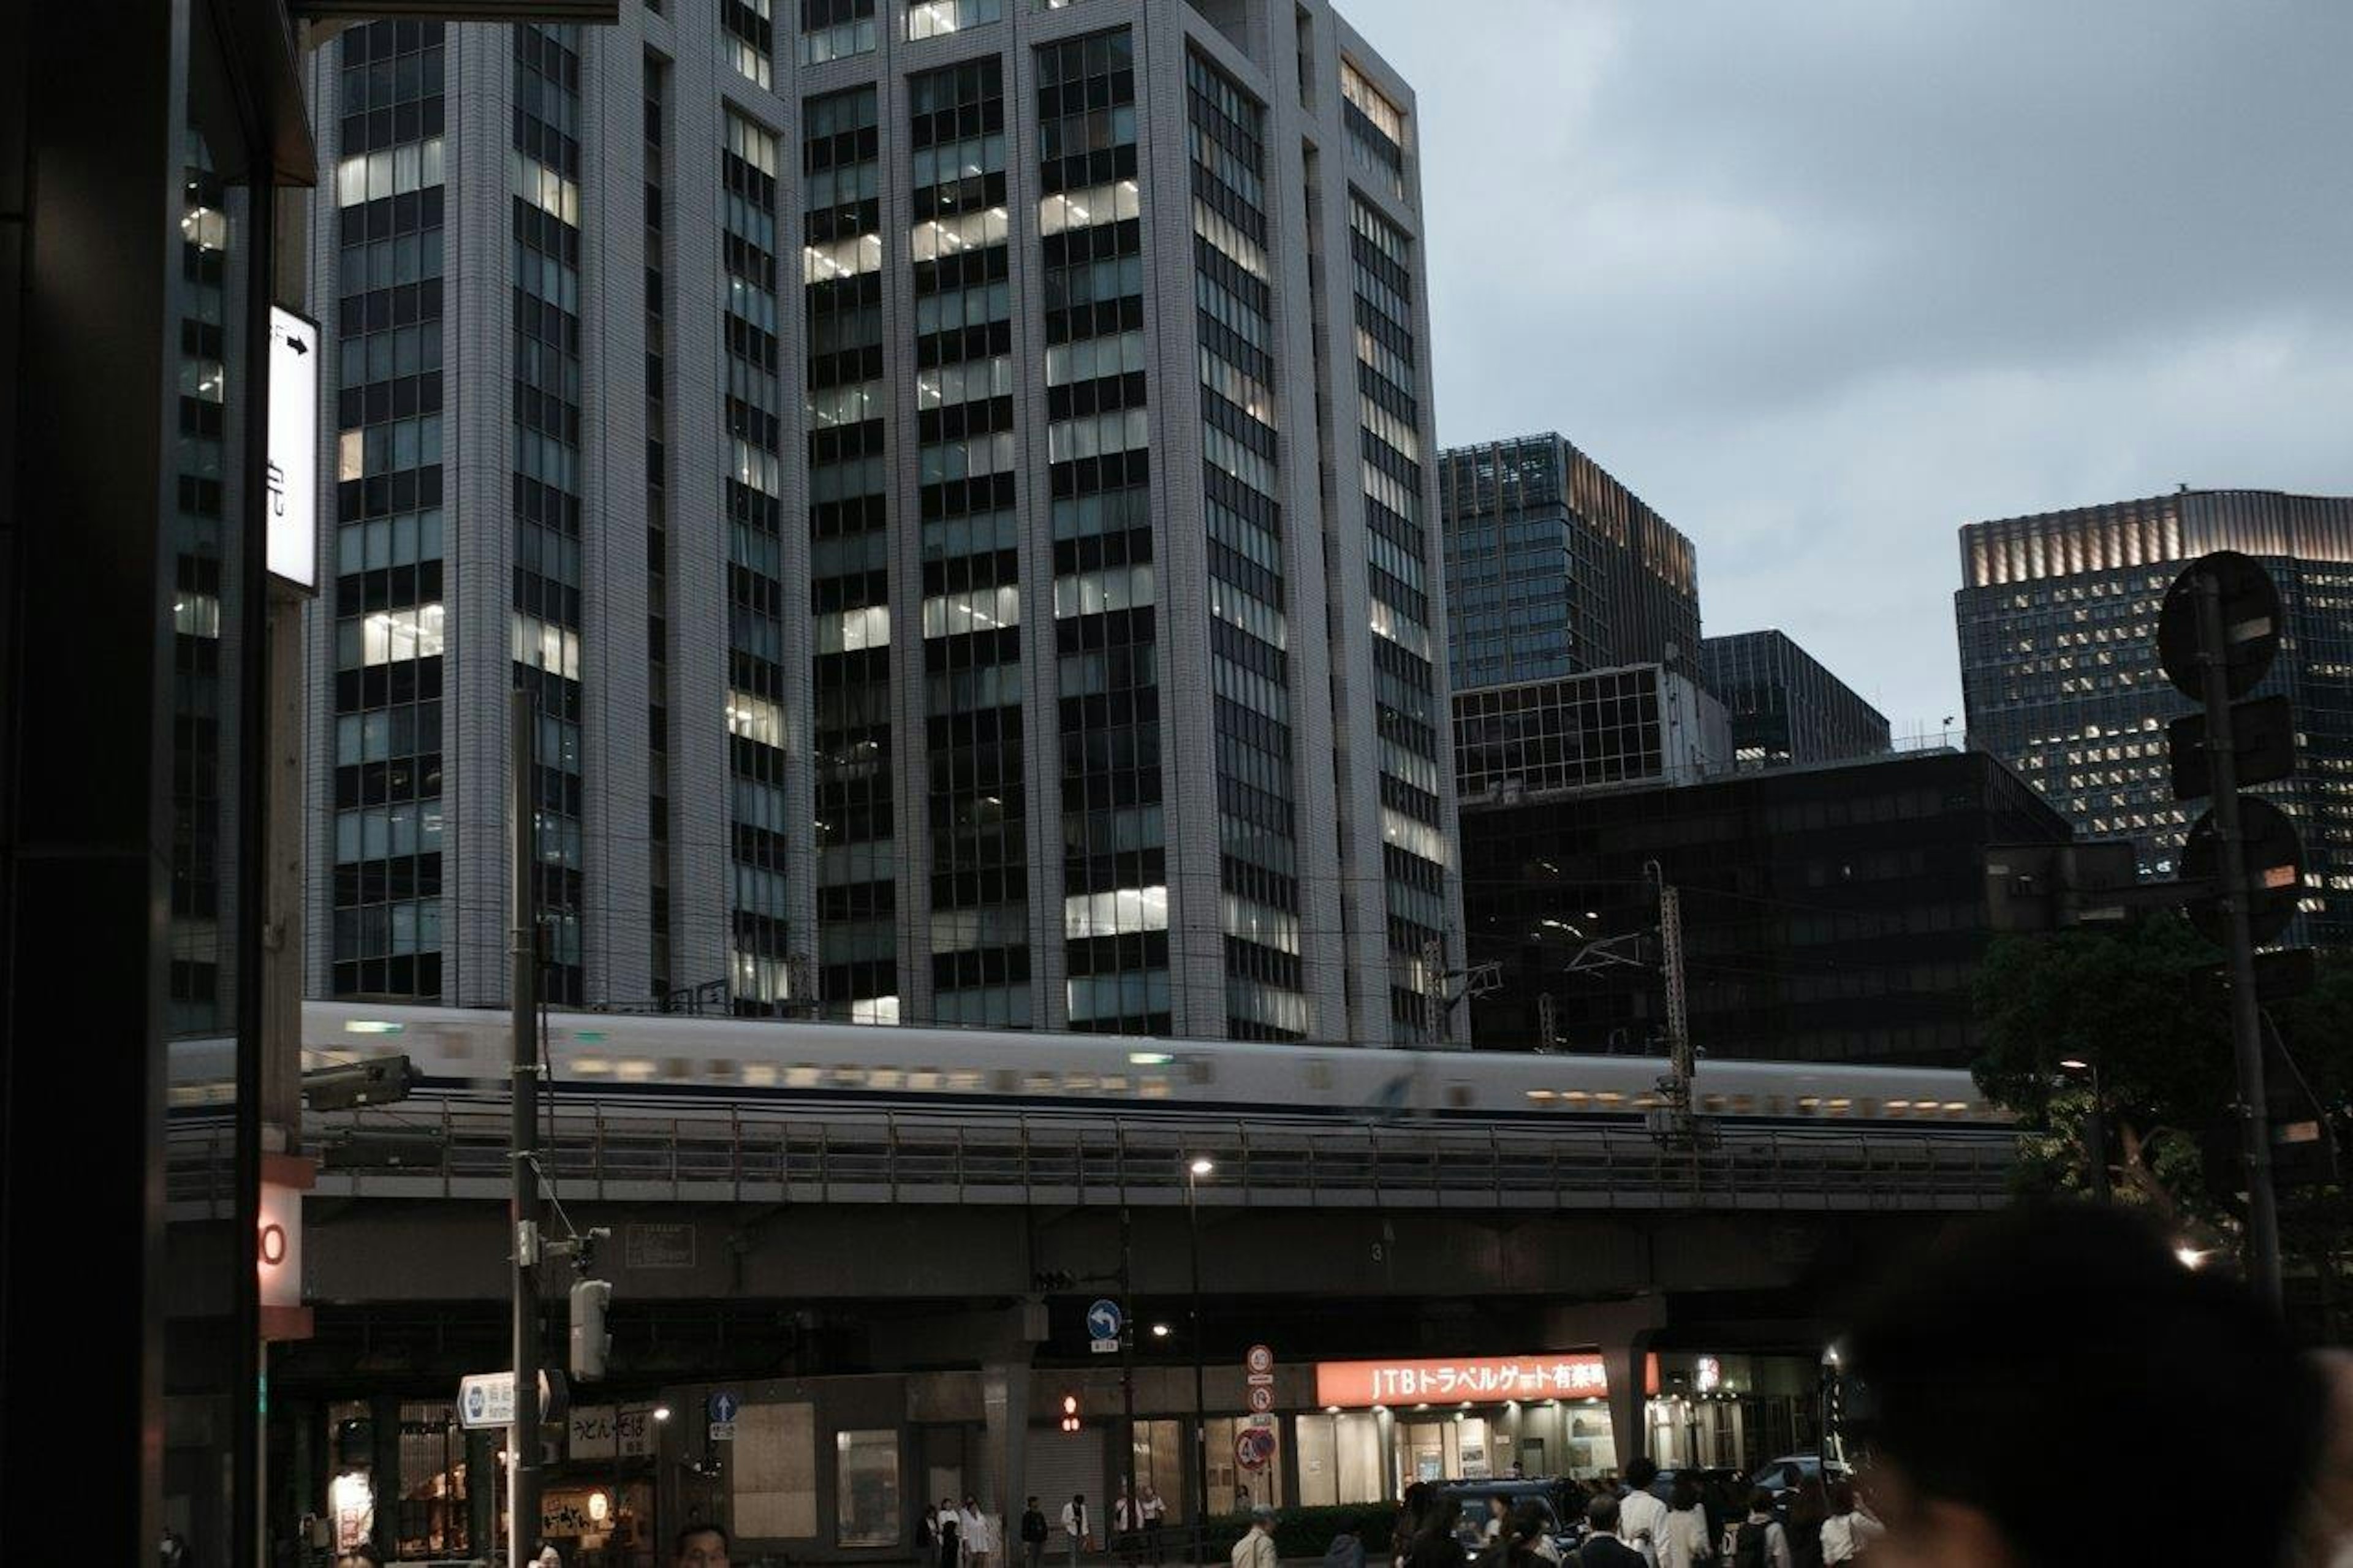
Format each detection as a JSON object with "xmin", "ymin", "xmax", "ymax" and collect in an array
[
  {"xmin": 1431, "ymin": 1480, "xmax": 1588, "ymax": 1555},
  {"xmin": 1644, "ymin": 1468, "xmax": 1745, "ymax": 1542}
]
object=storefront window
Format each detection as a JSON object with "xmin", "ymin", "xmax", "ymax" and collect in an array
[
  {"xmin": 837, "ymin": 1430, "xmax": 901, "ymax": 1547},
  {"xmin": 1293, "ymin": 1414, "xmax": 1384, "ymax": 1507},
  {"xmin": 395, "ymin": 1401, "xmax": 470, "ymax": 1558},
  {"xmin": 735, "ymin": 1402, "xmax": 819, "ymax": 1539},
  {"xmin": 1132, "ymin": 1418, "xmax": 1183, "ymax": 1515}
]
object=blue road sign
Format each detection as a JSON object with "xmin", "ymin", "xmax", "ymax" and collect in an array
[
  {"xmin": 709, "ymin": 1391, "xmax": 739, "ymax": 1423},
  {"xmin": 1087, "ymin": 1300, "xmax": 1123, "ymax": 1341}
]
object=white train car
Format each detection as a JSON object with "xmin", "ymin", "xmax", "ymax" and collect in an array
[{"xmin": 261, "ymin": 1001, "xmax": 2009, "ymax": 1131}]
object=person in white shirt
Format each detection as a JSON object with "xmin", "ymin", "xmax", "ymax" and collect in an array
[
  {"xmin": 1615, "ymin": 1460, "xmax": 1670, "ymax": 1568},
  {"xmin": 962, "ymin": 1496, "xmax": 996, "ymax": 1568},
  {"xmin": 1816, "ymin": 1480, "xmax": 1877, "ymax": 1564},
  {"xmin": 1658, "ymin": 1475, "xmax": 1712, "ymax": 1568},
  {"xmin": 1063, "ymin": 1494, "xmax": 1090, "ymax": 1568},
  {"xmin": 1230, "ymin": 1507, "xmax": 1278, "ymax": 1568},
  {"xmin": 1139, "ymin": 1483, "xmax": 1168, "ymax": 1567}
]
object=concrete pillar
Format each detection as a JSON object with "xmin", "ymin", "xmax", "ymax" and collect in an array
[
  {"xmin": 1542, "ymin": 1297, "xmax": 1668, "ymax": 1477},
  {"xmin": 468, "ymin": 1425, "xmax": 500, "ymax": 1556},
  {"xmin": 983, "ymin": 1362, "xmax": 1030, "ymax": 1549},
  {"xmin": 371, "ymin": 1395, "xmax": 403, "ymax": 1562}
]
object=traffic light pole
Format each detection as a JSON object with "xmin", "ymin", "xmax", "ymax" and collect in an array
[
  {"xmin": 2195, "ymin": 572, "xmax": 2283, "ymax": 1303},
  {"xmin": 1120, "ymin": 1204, "xmax": 1137, "ymax": 1562},
  {"xmin": 510, "ymin": 687, "xmax": 544, "ymax": 1563}
]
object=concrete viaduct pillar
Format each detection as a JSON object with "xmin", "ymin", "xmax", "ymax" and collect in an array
[{"xmin": 1544, "ymin": 1295, "xmax": 1669, "ymax": 1475}]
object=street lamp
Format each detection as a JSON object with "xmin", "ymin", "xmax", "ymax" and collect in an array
[
  {"xmin": 2058, "ymin": 1055, "xmax": 2110, "ymax": 1203},
  {"xmin": 1185, "ymin": 1156, "xmax": 1214, "ymax": 1564}
]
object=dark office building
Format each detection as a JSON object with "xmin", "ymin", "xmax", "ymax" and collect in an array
[
  {"xmin": 1701, "ymin": 629, "xmax": 1891, "ymax": 769},
  {"xmin": 1955, "ymin": 489, "xmax": 2353, "ymax": 947},
  {"xmin": 1460, "ymin": 749, "xmax": 2071, "ymax": 1064},
  {"xmin": 1453, "ymin": 664, "xmax": 1727, "ymax": 804},
  {"xmin": 1441, "ymin": 433, "xmax": 1701, "ymax": 692}
]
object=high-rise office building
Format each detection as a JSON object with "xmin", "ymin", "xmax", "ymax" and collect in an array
[
  {"xmin": 1438, "ymin": 432, "xmax": 1700, "ymax": 694},
  {"xmin": 1700, "ymin": 629, "xmax": 1890, "ymax": 770},
  {"xmin": 1955, "ymin": 488, "xmax": 2353, "ymax": 946},
  {"xmin": 303, "ymin": 2, "xmax": 1463, "ymax": 1042}
]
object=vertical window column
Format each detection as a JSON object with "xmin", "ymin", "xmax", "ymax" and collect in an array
[
  {"xmin": 1189, "ymin": 50, "xmax": 1305, "ymax": 1041},
  {"xmin": 803, "ymin": 85, "xmax": 898, "ymax": 1024},
  {"xmin": 914, "ymin": 55, "xmax": 1028, "ymax": 1028},
  {"xmin": 722, "ymin": 108, "xmax": 795, "ymax": 1014},
  {"xmin": 645, "ymin": 53, "xmax": 676, "ymax": 1002},
  {"xmin": 1039, "ymin": 29, "xmax": 1166, "ymax": 1034},
  {"xmin": 511, "ymin": 22, "xmax": 587, "ymax": 1005},
  {"xmin": 1348, "ymin": 192, "xmax": 1449, "ymax": 1037},
  {"xmin": 330, "ymin": 18, "xmax": 449, "ymax": 1002}
]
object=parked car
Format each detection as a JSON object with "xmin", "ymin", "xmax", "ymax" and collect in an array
[
  {"xmin": 1749, "ymin": 1452, "xmax": 1848, "ymax": 1504},
  {"xmin": 1431, "ymin": 1480, "xmax": 1589, "ymax": 1554}
]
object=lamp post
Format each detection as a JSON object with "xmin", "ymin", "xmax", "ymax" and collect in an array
[
  {"xmin": 2058, "ymin": 1056, "xmax": 2110, "ymax": 1203},
  {"xmin": 1185, "ymin": 1156, "xmax": 1213, "ymax": 1565}
]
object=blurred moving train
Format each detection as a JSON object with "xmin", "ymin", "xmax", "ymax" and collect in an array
[{"xmin": 172, "ymin": 1002, "xmax": 2010, "ymax": 1132}]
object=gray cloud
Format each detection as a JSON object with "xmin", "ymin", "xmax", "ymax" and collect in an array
[{"xmin": 1346, "ymin": 0, "xmax": 2353, "ymax": 732}]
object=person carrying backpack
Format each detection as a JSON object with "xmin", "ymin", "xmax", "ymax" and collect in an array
[
  {"xmin": 1730, "ymin": 1492, "xmax": 1788, "ymax": 1568},
  {"xmin": 1324, "ymin": 1516, "xmax": 1368, "ymax": 1568}
]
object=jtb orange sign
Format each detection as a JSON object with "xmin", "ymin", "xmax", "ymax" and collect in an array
[{"xmin": 1316, "ymin": 1355, "xmax": 1609, "ymax": 1406}]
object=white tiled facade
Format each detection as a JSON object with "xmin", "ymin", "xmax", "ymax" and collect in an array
[{"xmin": 304, "ymin": 0, "xmax": 1461, "ymax": 1043}]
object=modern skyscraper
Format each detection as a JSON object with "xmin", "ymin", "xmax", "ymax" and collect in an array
[
  {"xmin": 303, "ymin": 2, "xmax": 1463, "ymax": 1042},
  {"xmin": 1438, "ymin": 432, "xmax": 1700, "ymax": 694},
  {"xmin": 1700, "ymin": 629, "xmax": 1890, "ymax": 770},
  {"xmin": 1955, "ymin": 489, "xmax": 2353, "ymax": 946}
]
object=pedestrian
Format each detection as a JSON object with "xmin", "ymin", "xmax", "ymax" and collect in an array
[
  {"xmin": 1483, "ymin": 1496, "xmax": 1510, "ymax": 1544},
  {"xmin": 1779, "ymin": 1479, "xmax": 1823, "ymax": 1568},
  {"xmin": 1403, "ymin": 1494, "xmax": 1468, "ymax": 1568},
  {"xmin": 1063, "ymin": 1493, "xmax": 1091, "ymax": 1568},
  {"xmin": 1140, "ymin": 1483, "xmax": 1168, "ymax": 1566},
  {"xmin": 1509, "ymin": 1502, "xmax": 1562, "ymax": 1565},
  {"xmin": 1393, "ymin": 1482, "xmax": 1436, "ymax": 1568},
  {"xmin": 1573, "ymin": 1496, "xmax": 1642, "ymax": 1568},
  {"xmin": 940, "ymin": 1513, "xmax": 964, "ymax": 1568},
  {"xmin": 1323, "ymin": 1513, "xmax": 1368, "ymax": 1568},
  {"xmin": 1235, "ymin": 1483, "xmax": 1252, "ymax": 1513},
  {"xmin": 1840, "ymin": 1206, "xmax": 2326, "ymax": 1568},
  {"xmin": 943, "ymin": 1499, "xmax": 967, "ymax": 1561},
  {"xmin": 1658, "ymin": 1477, "xmax": 1710, "ymax": 1568},
  {"xmin": 675, "ymin": 1523, "xmax": 732, "ymax": 1568},
  {"xmin": 1023, "ymin": 1495, "xmax": 1051, "ymax": 1568},
  {"xmin": 1815, "ymin": 1482, "xmax": 1875, "ymax": 1564},
  {"xmin": 1231, "ymin": 1506, "xmax": 1279, "ymax": 1568},
  {"xmin": 1729, "ymin": 1491, "xmax": 1787, "ymax": 1568},
  {"xmin": 1115, "ymin": 1487, "xmax": 1139, "ymax": 1568},
  {"xmin": 1616, "ymin": 1460, "xmax": 1667, "ymax": 1568},
  {"xmin": 964, "ymin": 1495, "xmax": 996, "ymax": 1568}
]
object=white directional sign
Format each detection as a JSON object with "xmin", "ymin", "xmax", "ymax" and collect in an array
[
  {"xmin": 458, "ymin": 1369, "xmax": 559, "ymax": 1430},
  {"xmin": 266, "ymin": 306, "xmax": 319, "ymax": 590}
]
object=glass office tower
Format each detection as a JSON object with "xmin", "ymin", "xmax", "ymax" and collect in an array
[{"xmin": 304, "ymin": 0, "xmax": 1463, "ymax": 1041}]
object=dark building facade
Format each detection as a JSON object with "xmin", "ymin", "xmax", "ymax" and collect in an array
[
  {"xmin": 1955, "ymin": 489, "xmax": 2353, "ymax": 947},
  {"xmin": 1700, "ymin": 629, "xmax": 1890, "ymax": 770},
  {"xmin": 1440, "ymin": 433, "xmax": 1700, "ymax": 692},
  {"xmin": 1453, "ymin": 665, "xmax": 1727, "ymax": 805},
  {"xmin": 1461, "ymin": 749, "xmax": 2071, "ymax": 1064}
]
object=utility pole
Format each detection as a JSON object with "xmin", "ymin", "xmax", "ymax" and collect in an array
[
  {"xmin": 2193, "ymin": 570, "xmax": 2281, "ymax": 1300},
  {"xmin": 1421, "ymin": 936, "xmax": 1445, "ymax": 1045},
  {"xmin": 510, "ymin": 686, "xmax": 544, "ymax": 1564},
  {"xmin": 1119, "ymin": 1203, "xmax": 1137, "ymax": 1556},
  {"xmin": 1648, "ymin": 862, "xmax": 1695, "ymax": 1140}
]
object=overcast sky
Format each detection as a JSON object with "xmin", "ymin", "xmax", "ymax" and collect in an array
[{"xmin": 1342, "ymin": 0, "xmax": 2353, "ymax": 735}]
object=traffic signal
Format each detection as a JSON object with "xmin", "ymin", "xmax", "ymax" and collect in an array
[
  {"xmin": 1032, "ymin": 1270, "xmax": 1078, "ymax": 1292},
  {"xmin": 569, "ymin": 1278, "xmax": 612, "ymax": 1382},
  {"xmin": 1059, "ymin": 1393, "xmax": 1081, "ymax": 1433}
]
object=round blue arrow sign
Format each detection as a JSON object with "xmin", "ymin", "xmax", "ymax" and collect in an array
[{"xmin": 1086, "ymin": 1299, "xmax": 1122, "ymax": 1339}]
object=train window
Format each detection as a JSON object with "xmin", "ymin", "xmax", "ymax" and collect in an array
[
  {"xmin": 786, "ymin": 1064, "xmax": 821, "ymax": 1089},
  {"xmin": 832, "ymin": 1065, "xmax": 865, "ymax": 1088},
  {"xmin": 1102, "ymin": 1075, "xmax": 1129, "ymax": 1094},
  {"xmin": 1885, "ymin": 1099, "xmax": 1912, "ymax": 1113},
  {"xmin": 1762, "ymin": 1096, "xmax": 1786, "ymax": 1116},
  {"xmin": 1632, "ymin": 1094, "xmax": 1661, "ymax": 1110},
  {"xmin": 1943, "ymin": 1100, "xmax": 1971, "ymax": 1115},
  {"xmin": 1446, "ymin": 1083, "xmax": 1473, "ymax": 1108},
  {"xmin": 1561, "ymin": 1090, "xmax": 1591, "ymax": 1107},
  {"xmin": 1140, "ymin": 1077, "xmax": 1172, "ymax": 1100},
  {"xmin": 743, "ymin": 1064, "xmax": 778, "ymax": 1088},
  {"xmin": 1825, "ymin": 1097, "xmax": 1852, "ymax": 1115},
  {"xmin": 1700, "ymin": 1094, "xmax": 1726, "ymax": 1113},
  {"xmin": 1186, "ymin": 1057, "xmax": 1214, "ymax": 1085},
  {"xmin": 444, "ymin": 1034, "xmax": 474, "ymax": 1060},
  {"xmin": 1855, "ymin": 1099, "xmax": 1880, "ymax": 1118},
  {"xmin": 1024, "ymin": 1072, "xmax": 1056, "ymax": 1094},
  {"xmin": 868, "ymin": 1067, "xmax": 904, "ymax": 1090},
  {"xmin": 617, "ymin": 1059, "xmax": 656, "ymax": 1081},
  {"xmin": 988, "ymin": 1070, "xmax": 1017, "ymax": 1094},
  {"xmin": 1306, "ymin": 1059, "xmax": 1334, "ymax": 1090},
  {"xmin": 574, "ymin": 1056, "xmax": 611, "ymax": 1076},
  {"xmin": 1796, "ymin": 1096, "xmax": 1819, "ymax": 1113},
  {"xmin": 909, "ymin": 1069, "xmax": 943, "ymax": 1092},
  {"xmin": 664, "ymin": 1056, "xmax": 692, "ymax": 1080},
  {"xmin": 946, "ymin": 1070, "xmax": 982, "ymax": 1093},
  {"xmin": 1066, "ymin": 1074, "xmax": 1100, "ymax": 1093},
  {"xmin": 1727, "ymin": 1094, "xmax": 1754, "ymax": 1113},
  {"xmin": 708, "ymin": 1059, "xmax": 740, "ymax": 1081},
  {"xmin": 1593, "ymin": 1091, "xmax": 1623, "ymax": 1105},
  {"xmin": 1525, "ymin": 1089, "xmax": 1555, "ymax": 1102}
]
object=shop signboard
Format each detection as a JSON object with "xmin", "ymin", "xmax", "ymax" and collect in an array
[
  {"xmin": 1315, "ymin": 1354, "xmax": 1609, "ymax": 1407},
  {"xmin": 616, "ymin": 1403, "xmax": 655, "ymax": 1458},
  {"xmin": 570, "ymin": 1404, "xmax": 618, "ymax": 1460}
]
